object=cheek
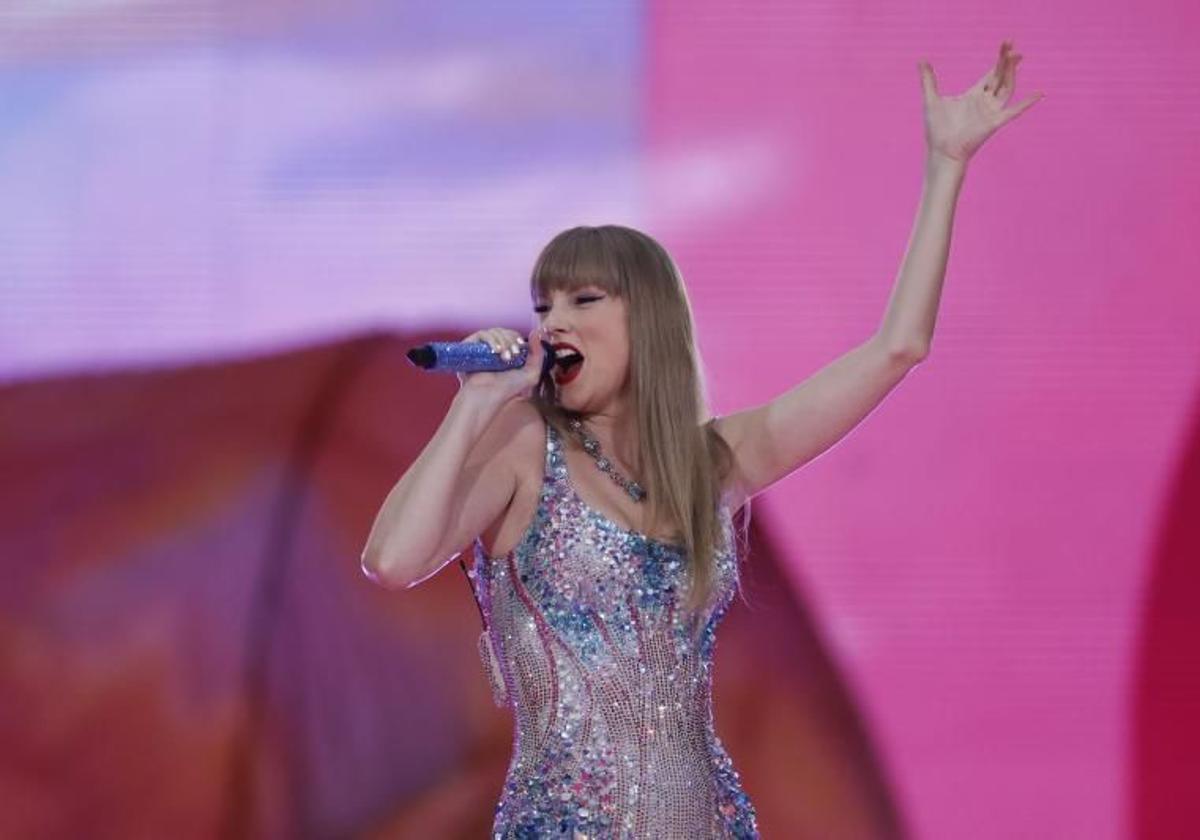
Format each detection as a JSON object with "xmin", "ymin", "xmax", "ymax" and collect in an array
[{"xmin": 605, "ymin": 339, "xmax": 630, "ymax": 371}]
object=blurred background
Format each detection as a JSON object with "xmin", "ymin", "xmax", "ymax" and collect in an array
[{"xmin": 2, "ymin": 1, "xmax": 1198, "ymax": 838}]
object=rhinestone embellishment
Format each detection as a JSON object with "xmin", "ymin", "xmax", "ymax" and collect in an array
[{"xmin": 566, "ymin": 416, "xmax": 647, "ymax": 503}]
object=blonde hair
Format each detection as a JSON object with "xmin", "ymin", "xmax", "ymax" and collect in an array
[{"xmin": 525, "ymin": 224, "xmax": 749, "ymax": 618}]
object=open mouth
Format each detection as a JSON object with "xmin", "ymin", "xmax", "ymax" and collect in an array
[{"xmin": 552, "ymin": 343, "xmax": 585, "ymax": 386}]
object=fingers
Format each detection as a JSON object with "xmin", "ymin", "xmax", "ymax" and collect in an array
[
  {"xmin": 463, "ymin": 328, "xmax": 528, "ymax": 361},
  {"xmin": 1000, "ymin": 41, "xmax": 1018, "ymax": 79},
  {"xmin": 494, "ymin": 330, "xmax": 525, "ymax": 361},
  {"xmin": 987, "ymin": 41, "xmax": 1023, "ymax": 98},
  {"xmin": 1009, "ymin": 54, "xmax": 1023, "ymax": 84},
  {"xmin": 994, "ymin": 44, "xmax": 1041, "ymax": 122},
  {"xmin": 918, "ymin": 58, "xmax": 938, "ymax": 105},
  {"xmin": 998, "ymin": 51, "xmax": 1022, "ymax": 97},
  {"xmin": 1000, "ymin": 90, "xmax": 1044, "ymax": 124}
]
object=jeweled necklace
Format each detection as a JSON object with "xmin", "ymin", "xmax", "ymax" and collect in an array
[{"xmin": 566, "ymin": 416, "xmax": 647, "ymax": 502}]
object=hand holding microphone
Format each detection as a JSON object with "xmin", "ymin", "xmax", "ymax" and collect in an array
[{"xmin": 406, "ymin": 327, "xmax": 581, "ymax": 404}]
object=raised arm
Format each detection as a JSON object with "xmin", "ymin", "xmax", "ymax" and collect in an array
[
  {"xmin": 715, "ymin": 155, "xmax": 964, "ymax": 508},
  {"xmin": 716, "ymin": 41, "xmax": 1041, "ymax": 508}
]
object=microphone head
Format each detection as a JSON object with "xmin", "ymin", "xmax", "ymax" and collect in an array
[{"xmin": 406, "ymin": 346, "xmax": 436, "ymax": 369}]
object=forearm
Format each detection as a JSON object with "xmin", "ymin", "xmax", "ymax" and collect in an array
[
  {"xmin": 877, "ymin": 152, "xmax": 967, "ymax": 358},
  {"xmin": 360, "ymin": 388, "xmax": 502, "ymax": 586}
]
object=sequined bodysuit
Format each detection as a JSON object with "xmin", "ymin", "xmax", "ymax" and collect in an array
[{"xmin": 467, "ymin": 418, "xmax": 759, "ymax": 839}]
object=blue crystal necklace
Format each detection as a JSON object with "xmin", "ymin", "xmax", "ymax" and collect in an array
[{"xmin": 566, "ymin": 416, "xmax": 647, "ymax": 502}]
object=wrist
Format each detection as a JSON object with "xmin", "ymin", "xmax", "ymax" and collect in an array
[
  {"xmin": 926, "ymin": 150, "xmax": 968, "ymax": 178},
  {"xmin": 452, "ymin": 383, "xmax": 508, "ymax": 416}
]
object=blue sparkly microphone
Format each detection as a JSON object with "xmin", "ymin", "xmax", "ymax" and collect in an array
[{"xmin": 406, "ymin": 339, "xmax": 581, "ymax": 379}]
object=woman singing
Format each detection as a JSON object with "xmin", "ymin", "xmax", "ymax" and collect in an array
[{"xmin": 361, "ymin": 41, "xmax": 1040, "ymax": 839}]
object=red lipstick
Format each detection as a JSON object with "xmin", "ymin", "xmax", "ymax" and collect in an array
[{"xmin": 551, "ymin": 342, "xmax": 584, "ymax": 386}]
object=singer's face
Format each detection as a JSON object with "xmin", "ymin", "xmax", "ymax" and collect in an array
[{"xmin": 533, "ymin": 285, "xmax": 630, "ymax": 411}]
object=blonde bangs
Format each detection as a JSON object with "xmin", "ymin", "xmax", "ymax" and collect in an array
[{"xmin": 530, "ymin": 228, "xmax": 627, "ymax": 303}]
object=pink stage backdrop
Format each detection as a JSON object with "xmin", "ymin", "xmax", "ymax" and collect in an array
[
  {"xmin": 2, "ymin": 1, "xmax": 1198, "ymax": 838},
  {"xmin": 645, "ymin": 3, "xmax": 1200, "ymax": 838}
]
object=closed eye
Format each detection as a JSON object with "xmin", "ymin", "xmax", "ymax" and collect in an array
[{"xmin": 533, "ymin": 294, "xmax": 603, "ymax": 314}]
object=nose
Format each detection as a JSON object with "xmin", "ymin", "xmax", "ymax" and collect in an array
[{"xmin": 538, "ymin": 304, "xmax": 571, "ymax": 339}]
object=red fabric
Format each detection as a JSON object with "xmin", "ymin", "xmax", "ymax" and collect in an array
[{"xmin": 0, "ymin": 330, "xmax": 899, "ymax": 838}]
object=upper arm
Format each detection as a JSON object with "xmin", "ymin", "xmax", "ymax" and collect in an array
[
  {"xmin": 414, "ymin": 398, "xmax": 540, "ymax": 584},
  {"xmin": 714, "ymin": 335, "xmax": 921, "ymax": 507}
]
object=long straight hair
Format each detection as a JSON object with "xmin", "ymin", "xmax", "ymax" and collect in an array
[{"xmin": 525, "ymin": 224, "xmax": 749, "ymax": 618}]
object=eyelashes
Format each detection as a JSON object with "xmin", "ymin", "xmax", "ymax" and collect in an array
[{"xmin": 533, "ymin": 295, "xmax": 602, "ymax": 314}]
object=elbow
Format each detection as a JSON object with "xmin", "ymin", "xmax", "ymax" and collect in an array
[
  {"xmin": 873, "ymin": 332, "xmax": 928, "ymax": 366},
  {"xmin": 360, "ymin": 546, "xmax": 419, "ymax": 590},
  {"xmin": 889, "ymin": 341, "xmax": 929, "ymax": 366}
]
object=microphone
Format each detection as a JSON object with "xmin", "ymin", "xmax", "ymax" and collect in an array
[{"xmin": 406, "ymin": 339, "xmax": 583, "ymax": 379}]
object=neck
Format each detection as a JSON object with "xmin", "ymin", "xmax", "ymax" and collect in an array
[{"xmin": 577, "ymin": 402, "xmax": 638, "ymax": 470}]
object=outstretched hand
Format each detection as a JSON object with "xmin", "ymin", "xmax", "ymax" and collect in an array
[{"xmin": 919, "ymin": 40, "xmax": 1044, "ymax": 166}]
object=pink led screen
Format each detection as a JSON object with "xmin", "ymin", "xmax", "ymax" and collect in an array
[{"xmin": 1, "ymin": 1, "xmax": 1197, "ymax": 838}]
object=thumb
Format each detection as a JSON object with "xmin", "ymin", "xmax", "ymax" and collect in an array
[{"xmin": 526, "ymin": 329, "xmax": 548, "ymax": 379}]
